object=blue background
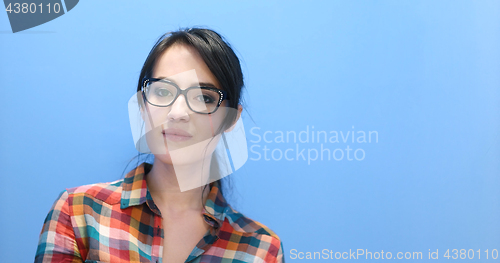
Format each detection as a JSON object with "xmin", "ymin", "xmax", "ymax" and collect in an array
[{"xmin": 1, "ymin": 0, "xmax": 499, "ymax": 262}]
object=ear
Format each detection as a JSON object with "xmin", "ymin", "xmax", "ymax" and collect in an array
[{"xmin": 224, "ymin": 104, "xmax": 243, "ymax": 133}]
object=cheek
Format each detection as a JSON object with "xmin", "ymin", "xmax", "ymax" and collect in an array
[
  {"xmin": 151, "ymin": 107, "xmax": 168, "ymax": 124},
  {"xmin": 194, "ymin": 113, "xmax": 227, "ymax": 137},
  {"xmin": 143, "ymin": 106, "xmax": 169, "ymax": 132}
]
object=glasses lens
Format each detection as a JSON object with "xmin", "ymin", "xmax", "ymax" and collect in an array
[
  {"xmin": 187, "ymin": 88, "xmax": 221, "ymax": 113},
  {"xmin": 145, "ymin": 81, "xmax": 178, "ymax": 106}
]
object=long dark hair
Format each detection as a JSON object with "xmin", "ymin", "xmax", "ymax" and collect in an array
[{"xmin": 126, "ymin": 27, "xmax": 245, "ymax": 200}]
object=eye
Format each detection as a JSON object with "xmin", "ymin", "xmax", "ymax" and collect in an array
[
  {"xmin": 195, "ymin": 94, "xmax": 216, "ymax": 104},
  {"xmin": 154, "ymin": 87, "xmax": 173, "ymax": 97}
]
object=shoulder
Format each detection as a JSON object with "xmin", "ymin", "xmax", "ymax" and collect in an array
[
  {"xmin": 224, "ymin": 207, "xmax": 281, "ymax": 240},
  {"xmin": 216, "ymin": 207, "xmax": 284, "ymax": 261},
  {"xmin": 64, "ymin": 179, "xmax": 124, "ymax": 205}
]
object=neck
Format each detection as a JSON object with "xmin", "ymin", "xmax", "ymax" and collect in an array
[{"xmin": 146, "ymin": 156, "xmax": 212, "ymax": 212}]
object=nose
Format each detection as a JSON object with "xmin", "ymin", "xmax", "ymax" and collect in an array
[{"xmin": 167, "ymin": 93, "xmax": 190, "ymax": 122}]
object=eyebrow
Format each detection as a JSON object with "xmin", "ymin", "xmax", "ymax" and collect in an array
[
  {"xmin": 198, "ymin": 82, "xmax": 219, "ymax": 89},
  {"xmin": 155, "ymin": 76, "xmax": 220, "ymax": 90}
]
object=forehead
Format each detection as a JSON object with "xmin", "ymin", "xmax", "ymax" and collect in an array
[{"xmin": 152, "ymin": 44, "xmax": 220, "ymax": 88}]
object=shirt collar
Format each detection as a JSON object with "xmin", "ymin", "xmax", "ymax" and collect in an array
[
  {"xmin": 120, "ymin": 162, "xmax": 228, "ymax": 228},
  {"xmin": 120, "ymin": 162, "xmax": 150, "ymax": 209},
  {"xmin": 202, "ymin": 180, "xmax": 227, "ymax": 229}
]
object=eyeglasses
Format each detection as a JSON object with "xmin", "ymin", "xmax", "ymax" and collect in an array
[{"xmin": 142, "ymin": 78, "xmax": 228, "ymax": 114}]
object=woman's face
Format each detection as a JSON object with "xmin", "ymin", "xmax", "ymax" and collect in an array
[{"xmin": 141, "ymin": 44, "xmax": 229, "ymax": 167}]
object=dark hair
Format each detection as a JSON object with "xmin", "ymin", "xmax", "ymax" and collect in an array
[
  {"xmin": 131, "ymin": 27, "xmax": 245, "ymax": 200},
  {"xmin": 137, "ymin": 27, "xmax": 244, "ymax": 134}
]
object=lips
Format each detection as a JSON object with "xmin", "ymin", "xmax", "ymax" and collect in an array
[{"xmin": 162, "ymin": 128, "xmax": 193, "ymax": 142}]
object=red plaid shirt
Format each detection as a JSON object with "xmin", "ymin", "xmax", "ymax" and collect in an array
[{"xmin": 35, "ymin": 162, "xmax": 284, "ymax": 262}]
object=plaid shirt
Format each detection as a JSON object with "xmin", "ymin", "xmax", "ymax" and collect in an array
[{"xmin": 35, "ymin": 162, "xmax": 284, "ymax": 263}]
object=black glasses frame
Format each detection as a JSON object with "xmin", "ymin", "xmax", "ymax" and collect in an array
[{"xmin": 142, "ymin": 77, "xmax": 228, "ymax": 114}]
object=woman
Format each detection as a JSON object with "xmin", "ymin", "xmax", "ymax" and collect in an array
[{"xmin": 35, "ymin": 28, "xmax": 284, "ymax": 263}]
